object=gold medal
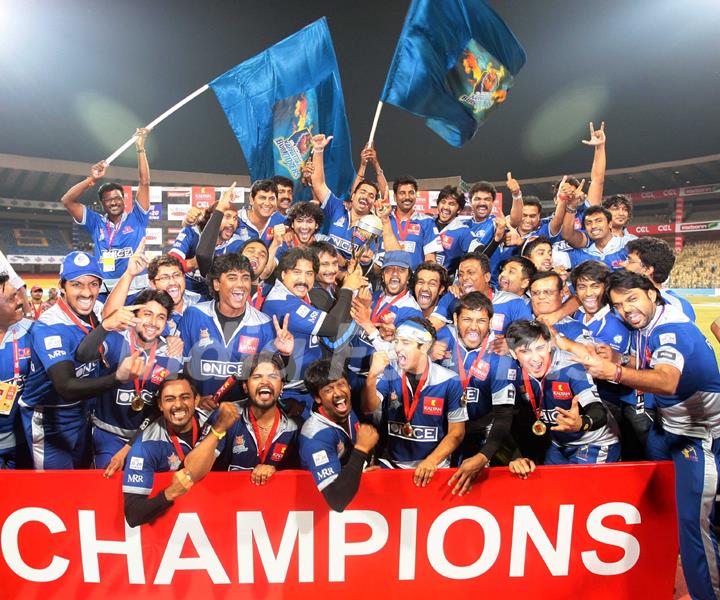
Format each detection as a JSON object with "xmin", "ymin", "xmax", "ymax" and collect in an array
[
  {"xmin": 460, "ymin": 389, "xmax": 468, "ymax": 407},
  {"xmin": 402, "ymin": 422, "xmax": 413, "ymax": 437},
  {"xmin": 532, "ymin": 420, "xmax": 547, "ymax": 436},
  {"xmin": 131, "ymin": 394, "xmax": 145, "ymax": 412}
]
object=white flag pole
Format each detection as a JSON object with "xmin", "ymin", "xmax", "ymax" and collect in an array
[
  {"xmin": 104, "ymin": 83, "xmax": 211, "ymax": 165},
  {"xmin": 367, "ymin": 101, "xmax": 384, "ymax": 148}
]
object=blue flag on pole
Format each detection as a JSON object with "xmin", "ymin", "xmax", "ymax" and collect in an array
[
  {"xmin": 381, "ymin": 0, "xmax": 526, "ymax": 147},
  {"xmin": 210, "ymin": 17, "xmax": 354, "ymax": 198}
]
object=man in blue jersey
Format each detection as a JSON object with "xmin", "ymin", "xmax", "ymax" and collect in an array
[
  {"xmin": 623, "ymin": 236, "xmax": 696, "ymax": 321},
  {"xmin": 0, "ymin": 273, "xmax": 33, "ymax": 468},
  {"xmin": 582, "ymin": 270, "xmax": 720, "ymax": 600},
  {"xmin": 235, "ymin": 179, "xmax": 286, "ymax": 244},
  {"xmin": 463, "ymin": 181, "xmax": 497, "ymax": 249},
  {"xmin": 263, "ymin": 248, "xmax": 367, "ymax": 415},
  {"xmin": 561, "ymin": 206, "xmax": 628, "ymax": 269},
  {"xmin": 530, "ymin": 271, "xmax": 591, "ymax": 342},
  {"xmin": 75, "ymin": 289, "xmax": 183, "ymax": 470},
  {"xmin": 20, "ymin": 252, "xmax": 144, "ymax": 469},
  {"xmin": 494, "ymin": 256, "xmax": 535, "ymax": 334},
  {"xmin": 507, "ymin": 172, "xmax": 564, "ymax": 244},
  {"xmin": 60, "ymin": 129, "xmax": 151, "ymax": 297},
  {"xmin": 389, "ymin": 176, "xmax": 442, "ymax": 267},
  {"xmin": 434, "ymin": 185, "xmax": 473, "ymax": 276},
  {"xmin": 122, "ymin": 373, "xmax": 220, "ymax": 527},
  {"xmin": 506, "ymin": 319, "xmax": 619, "ymax": 468},
  {"xmin": 602, "ymin": 194, "xmax": 637, "ymax": 245},
  {"xmin": 178, "ymin": 253, "xmax": 294, "ymax": 405},
  {"xmin": 363, "ymin": 318, "xmax": 467, "ymax": 485},
  {"xmin": 185, "ymin": 352, "xmax": 300, "ymax": 484},
  {"xmin": 300, "ymin": 359, "xmax": 379, "ymax": 512}
]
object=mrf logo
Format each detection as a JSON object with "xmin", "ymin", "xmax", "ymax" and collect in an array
[
  {"xmin": 551, "ymin": 381, "xmax": 572, "ymax": 400},
  {"xmin": 422, "ymin": 397, "xmax": 444, "ymax": 416}
]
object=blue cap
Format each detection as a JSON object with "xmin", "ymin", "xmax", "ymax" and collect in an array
[
  {"xmin": 60, "ymin": 252, "xmax": 104, "ymax": 282},
  {"xmin": 382, "ymin": 250, "xmax": 412, "ymax": 269}
]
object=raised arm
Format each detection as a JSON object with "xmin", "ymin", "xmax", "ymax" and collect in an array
[
  {"xmin": 582, "ymin": 121, "xmax": 606, "ymax": 207},
  {"xmin": 61, "ymin": 161, "xmax": 106, "ymax": 222},
  {"xmin": 506, "ymin": 172, "xmax": 523, "ymax": 228},
  {"xmin": 135, "ymin": 128, "xmax": 151, "ymax": 211},
  {"xmin": 560, "ymin": 177, "xmax": 588, "ymax": 249},
  {"xmin": 310, "ymin": 134, "xmax": 333, "ymax": 203},
  {"xmin": 184, "ymin": 403, "xmax": 240, "ymax": 481}
]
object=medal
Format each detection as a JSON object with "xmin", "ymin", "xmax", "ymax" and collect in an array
[
  {"xmin": 532, "ymin": 420, "xmax": 547, "ymax": 436},
  {"xmin": 402, "ymin": 422, "xmax": 414, "ymax": 437},
  {"xmin": 460, "ymin": 389, "xmax": 468, "ymax": 407},
  {"xmin": 131, "ymin": 394, "xmax": 145, "ymax": 412},
  {"xmin": 130, "ymin": 329, "xmax": 157, "ymax": 412},
  {"xmin": 401, "ymin": 365, "xmax": 430, "ymax": 438}
]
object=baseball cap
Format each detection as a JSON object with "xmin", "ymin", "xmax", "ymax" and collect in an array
[
  {"xmin": 60, "ymin": 252, "xmax": 104, "ymax": 282},
  {"xmin": 31, "ymin": 286, "xmax": 42, "ymax": 292},
  {"xmin": 382, "ymin": 250, "xmax": 412, "ymax": 269}
]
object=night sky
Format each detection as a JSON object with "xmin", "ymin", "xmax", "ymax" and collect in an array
[{"xmin": 1, "ymin": 0, "xmax": 718, "ymax": 184}]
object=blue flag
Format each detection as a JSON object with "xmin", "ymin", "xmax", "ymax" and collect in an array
[
  {"xmin": 210, "ymin": 18, "xmax": 354, "ymax": 198},
  {"xmin": 381, "ymin": 0, "xmax": 526, "ymax": 147}
]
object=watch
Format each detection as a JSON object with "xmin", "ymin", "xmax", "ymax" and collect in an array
[{"xmin": 619, "ymin": 354, "xmax": 631, "ymax": 366}]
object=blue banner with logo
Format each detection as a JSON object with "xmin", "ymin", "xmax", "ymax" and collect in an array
[
  {"xmin": 381, "ymin": 0, "xmax": 526, "ymax": 147},
  {"xmin": 210, "ymin": 17, "xmax": 354, "ymax": 198}
]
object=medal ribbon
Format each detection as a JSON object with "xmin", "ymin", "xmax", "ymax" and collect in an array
[
  {"xmin": 371, "ymin": 289, "xmax": 409, "ymax": 324},
  {"xmin": 521, "ymin": 365, "xmax": 550, "ymax": 421},
  {"xmin": 12, "ymin": 329, "xmax": 20, "ymax": 380},
  {"xmin": 57, "ymin": 297, "xmax": 96, "ymax": 335},
  {"xmin": 394, "ymin": 213, "xmax": 411, "ymax": 241},
  {"xmin": 401, "ymin": 365, "xmax": 430, "ymax": 425},
  {"xmin": 32, "ymin": 303, "xmax": 43, "ymax": 320},
  {"xmin": 248, "ymin": 407, "xmax": 281, "ymax": 463},
  {"xmin": 129, "ymin": 329, "xmax": 157, "ymax": 400},
  {"xmin": 170, "ymin": 417, "xmax": 198, "ymax": 462},
  {"xmin": 252, "ymin": 285, "xmax": 266, "ymax": 310},
  {"xmin": 454, "ymin": 336, "xmax": 490, "ymax": 390}
]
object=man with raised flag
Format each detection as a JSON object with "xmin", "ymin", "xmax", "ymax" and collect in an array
[
  {"xmin": 300, "ymin": 358, "xmax": 379, "ymax": 512},
  {"xmin": 439, "ymin": 293, "xmax": 518, "ymax": 496},
  {"xmin": 60, "ymin": 129, "xmax": 151, "ymax": 298},
  {"xmin": 20, "ymin": 252, "xmax": 144, "ymax": 469},
  {"xmin": 363, "ymin": 317, "xmax": 466, "ymax": 485},
  {"xmin": 389, "ymin": 175, "xmax": 442, "ymax": 268},
  {"xmin": 580, "ymin": 270, "xmax": 720, "ymax": 600},
  {"xmin": 74, "ymin": 289, "xmax": 183, "ymax": 471},
  {"xmin": 0, "ymin": 273, "xmax": 33, "ymax": 469},
  {"xmin": 178, "ymin": 253, "xmax": 294, "ymax": 405}
]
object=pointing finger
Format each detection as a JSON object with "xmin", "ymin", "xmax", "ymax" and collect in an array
[{"xmin": 589, "ymin": 121, "xmax": 594, "ymax": 136}]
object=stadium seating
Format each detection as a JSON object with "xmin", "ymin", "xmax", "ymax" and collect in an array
[
  {"xmin": 670, "ymin": 240, "xmax": 720, "ymax": 288},
  {"xmin": 0, "ymin": 223, "xmax": 72, "ymax": 255}
]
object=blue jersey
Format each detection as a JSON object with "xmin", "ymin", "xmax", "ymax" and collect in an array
[
  {"xmin": 122, "ymin": 411, "xmax": 209, "ymax": 495},
  {"xmin": 437, "ymin": 219, "xmax": 474, "ymax": 275},
  {"xmin": 491, "ymin": 290, "xmax": 533, "ymax": 335},
  {"xmin": 178, "ymin": 301, "xmax": 276, "ymax": 400},
  {"xmin": 374, "ymin": 360, "xmax": 467, "ymax": 468},
  {"xmin": 321, "ymin": 192, "xmax": 383, "ymax": 262},
  {"xmin": 554, "ymin": 316, "xmax": 593, "ymax": 343},
  {"xmin": 631, "ymin": 305, "xmax": 720, "ymax": 437},
  {"xmin": 262, "ymin": 280, "xmax": 327, "ymax": 385},
  {"xmin": 299, "ymin": 410, "xmax": 360, "ymax": 491},
  {"xmin": 660, "ymin": 289, "xmax": 696, "ymax": 322},
  {"xmin": 166, "ymin": 290, "xmax": 201, "ymax": 337},
  {"xmin": 236, "ymin": 209, "xmax": 286, "ymax": 244},
  {"xmin": 441, "ymin": 327, "xmax": 517, "ymax": 421},
  {"xmin": 575, "ymin": 305, "xmax": 634, "ymax": 406},
  {"xmin": 517, "ymin": 350, "xmax": 618, "ymax": 447},
  {"xmin": 93, "ymin": 331, "xmax": 183, "ymax": 440},
  {"xmin": 0, "ymin": 319, "xmax": 33, "ymax": 450},
  {"xmin": 390, "ymin": 210, "xmax": 442, "ymax": 267},
  {"xmin": 462, "ymin": 216, "xmax": 496, "ymax": 248},
  {"xmin": 567, "ymin": 236, "xmax": 628, "ymax": 270},
  {"xmin": 205, "ymin": 403, "xmax": 300, "ymax": 471},
  {"xmin": 21, "ymin": 302, "xmax": 103, "ymax": 410},
  {"xmin": 76, "ymin": 202, "xmax": 149, "ymax": 291},
  {"xmin": 527, "ymin": 216, "xmax": 562, "ymax": 244}
]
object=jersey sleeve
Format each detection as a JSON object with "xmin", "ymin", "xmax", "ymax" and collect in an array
[
  {"xmin": 267, "ymin": 296, "xmax": 327, "ymax": 337},
  {"xmin": 567, "ymin": 364, "xmax": 601, "ymax": 406},
  {"xmin": 102, "ymin": 331, "xmax": 127, "ymax": 367},
  {"xmin": 299, "ymin": 429, "xmax": 343, "ymax": 491},
  {"xmin": 446, "ymin": 376, "xmax": 468, "ymax": 423},
  {"xmin": 176, "ymin": 314, "xmax": 193, "ymax": 360},
  {"xmin": 122, "ymin": 438, "xmax": 157, "ymax": 495},
  {"xmin": 77, "ymin": 206, "xmax": 101, "ymax": 235},
  {"xmin": 133, "ymin": 198, "xmax": 151, "ymax": 218},
  {"xmin": 168, "ymin": 227, "xmax": 197, "ymax": 260},
  {"xmin": 490, "ymin": 355, "xmax": 518, "ymax": 406},
  {"xmin": 422, "ymin": 220, "xmax": 443, "ymax": 255},
  {"xmin": 649, "ymin": 328, "xmax": 689, "ymax": 372},
  {"xmin": 31, "ymin": 322, "xmax": 74, "ymax": 370}
]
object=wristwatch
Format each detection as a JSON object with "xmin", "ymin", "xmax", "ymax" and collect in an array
[{"xmin": 619, "ymin": 354, "xmax": 631, "ymax": 366}]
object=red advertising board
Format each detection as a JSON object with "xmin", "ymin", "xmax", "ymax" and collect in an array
[
  {"xmin": 191, "ymin": 186, "xmax": 216, "ymax": 209},
  {"xmin": 0, "ymin": 464, "xmax": 677, "ymax": 599},
  {"xmin": 627, "ymin": 224, "xmax": 675, "ymax": 235}
]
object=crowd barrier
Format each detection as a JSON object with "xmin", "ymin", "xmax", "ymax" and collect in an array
[{"xmin": 0, "ymin": 463, "xmax": 677, "ymax": 599}]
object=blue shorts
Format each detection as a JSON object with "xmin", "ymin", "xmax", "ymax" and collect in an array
[
  {"xmin": 544, "ymin": 441, "xmax": 621, "ymax": 465},
  {"xmin": 92, "ymin": 426, "xmax": 128, "ymax": 469},
  {"xmin": 20, "ymin": 405, "xmax": 92, "ymax": 470}
]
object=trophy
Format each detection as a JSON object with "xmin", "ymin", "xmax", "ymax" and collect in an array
[{"xmin": 351, "ymin": 213, "xmax": 383, "ymax": 274}]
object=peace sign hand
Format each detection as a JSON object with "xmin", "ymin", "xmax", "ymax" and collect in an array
[
  {"xmin": 273, "ymin": 314, "xmax": 294, "ymax": 356},
  {"xmin": 581, "ymin": 121, "xmax": 606, "ymax": 146}
]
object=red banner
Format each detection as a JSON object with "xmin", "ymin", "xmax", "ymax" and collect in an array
[
  {"xmin": 191, "ymin": 186, "xmax": 216, "ymax": 209},
  {"xmin": 0, "ymin": 464, "xmax": 677, "ymax": 599},
  {"xmin": 627, "ymin": 224, "xmax": 675, "ymax": 235}
]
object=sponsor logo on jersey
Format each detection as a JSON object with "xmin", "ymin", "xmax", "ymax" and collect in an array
[
  {"xmin": 199, "ymin": 328, "xmax": 212, "ymax": 347},
  {"xmin": 681, "ymin": 445, "xmax": 698, "ymax": 462},
  {"xmin": 659, "ymin": 333, "xmax": 676, "ymax": 345},
  {"xmin": 45, "ymin": 335, "xmax": 62, "ymax": 350},
  {"xmin": 423, "ymin": 397, "xmax": 444, "ymax": 416},
  {"xmin": 296, "ymin": 305, "xmax": 311, "ymax": 318},
  {"xmin": 151, "ymin": 366, "xmax": 170, "ymax": 385},
  {"xmin": 233, "ymin": 435, "xmax": 248, "ymax": 454},
  {"xmin": 129, "ymin": 456, "xmax": 144, "ymax": 470},
  {"xmin": 122, "ymin": 225, "xmax": 134, "ymax": 235},
  {"xmin": 238, "ymin": 336, "xmax": 259, "ymax": 354},
  {"xmin": 312, "ymin": 450, "xmax": 329, "ymax": 466},
  {"xmin": 271, "ymin": 444, "xmax": 288, "ymax": 462},
  {"xmin": 491, "ymin": 313, "xmax": 506, "ymax": 332},
  {"xmin": 440, "ymin": 233, "xmax": 454, "ymax": 250},
  {"xmin": 551, "ymin": 381, "xmax": 573, "ymax": 400},
  {"xmin": 387, "ymin": 421, "xmax": 439, "ymax": 442},
  {"xmin": 464, "ymin": 387, "xmax": 480, "ymax": 404},
  {"xmin": 470, "ymin": 360, "xmax": 490, "ymax": 381},
  {"xmin": 18, "ymin": 347, "xmax": 31, "ymax": 359},
  {"xmin": 126, "ymin": 473, "xmax": 144, "ymax": 484},
  {"xmin": 200, "ymin": 360, "xmax": 243, "ymax": 378},
  {"xmin": 167, "ymin": 453, "xmax": 181, "ymax": 471}
]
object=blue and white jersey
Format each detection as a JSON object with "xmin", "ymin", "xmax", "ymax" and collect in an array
[
  {"xmin": 166, "ymin": 290, "xmax": 202, "ymax": 337},
  {"xmin": 168, "ymin": 226, "xmax": 204, "ymax": 294},
  {"xmin": 554, "ymin": 316, "xmax": 593, "ymax": 343},
  {"xmin": 0, "ymin": 319, "xmax": 33, "ymax": 448},
  {"xmin": 122, "ymin": 410, "xmax": 209, "ymax": 495},
  {"xmin": 274, "ymin": 233, "xmax": 330, "ymax": 264},
  {"xmin": 390, "ymin": 210, "xmax": 443, "ymax": 267},
  {"xmin": 441, "ymin": 327, "xmax": 517, "ymax": 421},
  {"xmin": 178, "ymin": 301, "xmax": 276, "ymax": 400},
  {"xmin": 21, "ymin": 302, "xmax": 103, "ymax": 410},
  {"xmin": 526, "ymin": 216, "xmax": 562, "ymax": 244},
  {"xmin": 299, "ymin": 409, "xmax": 360, "ymax": 491},
  {"xmin": 437, "ymin": 218, "xmax": 474, "ymax": 275},
  {"xmin": 235, "ymin": 209, "xmax": 286, "ymax": 244},
  {"xmin": 204, "ymin": 403, "xmax": 300, "ymax": 471},
  {"xmin": 374, "ymin": 360, "xmax": 467, "ymax": 468},
  {"xmin": 321, "ymin": 192, "xmax": 383, "ymax": 263},
  {"xmin": 262, "ymin": 280, "xmax": 326, "ymax": 386},
  {"xmin": 567, "ymin": 235, "xmax": 628, "ymax": 270},
  {"xmin": 616, "ymin": 229, "xmax": 638, "ymax": 245},
  {"xmin": 76, "ymin": 202, "xmax": 149, "ymax": 291},
  {"xmin": 462, "ymin": 215, "xmax": 496, "ymax": 248},
  {"xmin": 93, "ymin": 330, "xmax": 183, "ymax": 439},
  {"xmin": 575, "ymin": 305, "xmax": 634, "ymax": 406},
  {"xmin": 517, "ymin": 350, "xmax": 618, "ymax": 447},
  {"xmin": 660, "ymin": 289, "xmax": 696, "ymax": 322},
  {"xmin": 630, "ymin": 305, "xmax": 720, "ymax": 437},
  {"xmin": 491, "ymin": 290, "xmax": 533, "ymax": 335}
]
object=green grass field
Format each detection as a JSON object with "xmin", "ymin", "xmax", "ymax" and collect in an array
[{"xmin": 686, "ymin": 296, "xmax": 720, "ymax": 362}]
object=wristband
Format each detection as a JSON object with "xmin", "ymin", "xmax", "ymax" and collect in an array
[
  {"xmin": 581, "ymin": 415, "xmax": 593, "ymax": 432},
  {"xmin": 210, "ymin": 426, "xmax": 226, "ymax": 440},
  {"xmin": 565, "ymin": 206, "xmax": 577, "ymax": 214},
  {"xmin": 613, "ymin": 364, "xmax": 624, "ymax": 384},
  {"xmin": 367, "ymin": 330, "xmax": 379, "ymax": 342},
  {"xmin": 511, "ymin": 192, "xmax": 522, "ymax": 200},
  {"xmin": 314, "ymin": 148, "xmax": 324, "ymax": 154}
]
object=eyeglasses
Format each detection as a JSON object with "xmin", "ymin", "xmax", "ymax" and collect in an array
[
  {"xmin": 530, "ymin": 288, "xmax": 560, "ymax": 298},
  {"xmin": 155, "ymin": 272, "xmax": 184, "ymax": 284}
]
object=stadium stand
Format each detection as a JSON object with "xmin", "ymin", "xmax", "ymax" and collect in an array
[{"xmin": 670, "ymin": 239, "xmax": 720, "ymax": 288}]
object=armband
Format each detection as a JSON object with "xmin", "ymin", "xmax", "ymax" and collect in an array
[{"xmin": 210, "ymin": 426, "xmax": 226, "ymax": 440}]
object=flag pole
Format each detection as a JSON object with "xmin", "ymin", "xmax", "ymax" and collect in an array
[
  {"xmin": 104, "ymin": 83, "xmax": 211, "ymax": 165},
  {"xmin": 367, "ymin": 101, "xmax": 384, "ymax": 148}
]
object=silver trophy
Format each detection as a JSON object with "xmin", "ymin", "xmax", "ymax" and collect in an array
[{"xmin": 352, "ymin": 213, "xmax": 383, "ymax": 274}]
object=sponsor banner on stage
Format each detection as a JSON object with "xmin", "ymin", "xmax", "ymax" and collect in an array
[{"xmin": 0, "ymin": 463, "xmax": 676, "ymax": 599}]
